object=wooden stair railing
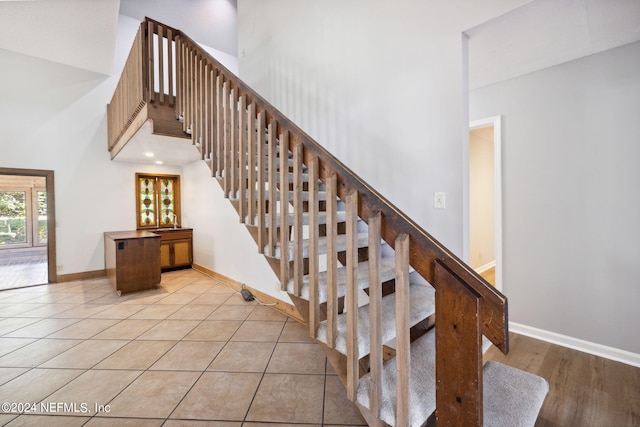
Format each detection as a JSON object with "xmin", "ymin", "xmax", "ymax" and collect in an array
[{"xmin": 109, "ymin": 18, "xmax": 521, "ymax": 427}]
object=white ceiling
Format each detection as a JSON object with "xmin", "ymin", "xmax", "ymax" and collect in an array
[
  {"xmin": 1, "ymin": 0, "xmax": 638, "ymax": 164},
  {"xmin": 466, "ymin": 0, "xmax": 640, "ymax": 89},
  {"xmin": 0, "ymin": 0, "xmax": 120, "ymax": 75}
]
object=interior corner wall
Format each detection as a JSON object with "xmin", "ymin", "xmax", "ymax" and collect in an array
[
  {"xmin": 236, "ymin": 0, "xmax": 531, "ymax": 256},
  {"xmin": 181, "ymin": 160, "xmax": 285, "ymax": 301},
  {"xmin": 470, "ymin": 41, "xmax": 640, "ymax": 354},
  {"xmin": 0, "ymin": 14, "xmax": 182, "ymax": 276}
]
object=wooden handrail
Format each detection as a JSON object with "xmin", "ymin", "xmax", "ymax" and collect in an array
[{"xmin": 110, "ymin": 17, "xmax": 510, "ymax": 426}]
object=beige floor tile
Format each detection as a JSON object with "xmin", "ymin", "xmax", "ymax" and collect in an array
[
  {"xmin": 150, "ymin": 341, "xmax": 224, "ymax": 371},
  {"xmin": 41, "ymin": 369, "xmax": 142, "ymax": 415},
  {"xmin": 278, "ymin": 319, "xmax": 316, "ymax": 343},
  {"xmin": 0, "ymin": 338, "xmax": 37, "ymax": 358},
  {"xmin": 173, "ymin": 283, "xmax": 217, "ymax": 294},
  {"xmin": 266, "ymin": 342, "xmax": 326, "ymax": 375},
  {"xmin": 104, "ymin": 370, "xmax": 200, "ymax": 418},
  {"xmin": 128, "ymin": 304, "xmax": 183, "ymax": 319},
  {"xmin": 208, "ymin": 341, "xmax": 276, "ymax": 373},
  {"xmin": 0, "ymin": 414, "xmax": 18, "ymax": 425},
  {"xmin": 171, "ymin": 371, "xmax": 262, "ymax": 421},
  {"xmin": 155, "ymin": 293, "xmax": 198, "ymax": 305},
  {"xmin": 0, "ymin": 368, "xmax": 84, "ymax": 407},
  {"xmin": 168, "ymin": 304, "xmax": 218, "ymax": 320},
  {"xmin": 121, "ymin": 291, "xmax": 170, "ymax": 305},
  {"xmin": 206, "ymin": 304, "xmax": 255, "ymax": 321},
  {"xmin": 0, "ymin": 367, "xmax": 29, "ymax": 385},
  {"xmin": 4, "ymin": 318, "xmax": 80, "ymax": 338},
  {"xmin": 242, "ymin": 424, "xmax": 319, "ymax": 427},
  {"xmin": 323, "ymin": 375, "xmax": 368, "ymax": 425},
  {"xmin": 204, "ymin": 282, "xmax": 237, "ymax": 294},
  {"xmin": 4, "ymin": 415, "xmax": 89, "ymax": 426},
  {"xmin": 84, "ymin": 418, "xmax": 164, "ymax": 427},
  {"xmin": 88, "ymin": 293, "xmax": 136, "ymax": 305},
  {"xmin": 0, "ymin": 303, "xmax": 47, "ymax": 317},
  {"xmin": 94, "ymin": 340, "xmax": 176, "ymax": 370},
  {"xmin": 246, "ymin": 373, "xmax": 325, "ymax": 424},
  {"xmin": 246, "ymin": 305, "xmax": 288, "ymax": 321},
  {"xmin": 190, "ymin": 293, "xmax": 233, "ymax": 305},
  {"xmin": 0, "ymin": 317, "xmax": 41, "ymax": 336},
  {"xmin": 0, "ymin": 339, "xmax": 81, "ymax": 367},
  {"xmin": 92, "ymin": 319, "xmax": 160, "ymax": 340},
  {"xmin": 46, "ymin": 318, "xmax": 120, "ymax": 339},
  {"xmin": 49, "ymin": 303, "xmax": 112, "ymax": 319},
  {"xmin": 164, "ymin": 421, "xmax": 241, "ymax": 427},
  {"xmin": 17, "ymin": 303, "xmax": 80, "ymax": 317},
  {"xmin": 89, "ymin": 304, "xmax": 147, "ymax": 319},
  {"xmin": 230, "ymin": 320, "xmax": 284, "ymax": 342},
  {"xmin": 39, "ymin": 339, "xmax": 128, "ymax": 369},
  {"xmin": 136, "ymin": 319, "xmax": 200, "ymax": 340},
  {"xmin": 54, "ymin": 292, "xmax": 109, "ymax": 304},
  {"xmin": 183, "ymin": 320, "xmax": 242, "ymax": 341}
]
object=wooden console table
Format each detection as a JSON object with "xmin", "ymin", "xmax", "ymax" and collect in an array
[{"xmin": 104, "ymin": 230, "xmax": 161, "ymax": 295}]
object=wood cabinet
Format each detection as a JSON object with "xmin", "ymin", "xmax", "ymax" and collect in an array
[
  {"xmin": 154, "ymin": 228, "xmax": 193, "ymax": 270},
  {"xmin": 104, "ymin": 230, "xmax": 161, "ymax": 295}
]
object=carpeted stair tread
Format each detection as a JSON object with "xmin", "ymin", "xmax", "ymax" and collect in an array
[
  {"xmin": 315, "ymin": 281, "xmax": 435, "ymax": 357},
  {"xmin": 356, "ymin": 329, "xmax": 548, "ymax": 427},
  {"xmin": 483, "ymin": 361, "xmax": 549, "ymax": 427},
  {"xmin": 252, "ymin": 209, "xmax": 347, "ymax": 228},
  {"xmin": 286, "ymin": 256, "xmax": 397, "ymax": 303},
  {"xmin": 267, "ymin": 231, "xmax": 369, "ymax": 259}
]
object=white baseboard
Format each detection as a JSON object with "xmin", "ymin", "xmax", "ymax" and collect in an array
[
  {"xmin": 509, "ymin": 322, "xmax": 640, "ymax": 368},
  {"xmin": 475, "ymin": 260, "xmax": 495, "ymax": 274}
]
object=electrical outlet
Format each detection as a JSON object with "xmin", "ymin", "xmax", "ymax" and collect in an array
[{"xmin": 57, "ymin": 264, "xmax": 63, "ymax": 272}]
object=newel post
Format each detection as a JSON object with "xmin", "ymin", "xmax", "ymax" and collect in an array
[{"xmin": 434, "ymin": 260, "xmax": 483, "ymax": 426}]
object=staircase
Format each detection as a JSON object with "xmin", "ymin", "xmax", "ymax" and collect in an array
[{"xmin": 108, "ymin": 18, "xmax": 549, "ymax": 426}]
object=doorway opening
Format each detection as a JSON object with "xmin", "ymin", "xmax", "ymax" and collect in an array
[
  {"xmin": 0, "ymin": 168, "xmax": 56, "ymax": 290},
  {"xmin": 468, "ymin": 116, "xmax": 502, "ymax": 290}
]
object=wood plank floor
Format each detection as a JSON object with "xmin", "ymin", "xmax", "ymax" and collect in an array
[{"xmin": 484, "ymin": 333, "xmax": 640, "ymax": 426}]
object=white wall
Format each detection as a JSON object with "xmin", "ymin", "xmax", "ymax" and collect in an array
[
  {"xmin": 181, "ymin": 161, "xmax": 285, "ymax": 300},
  {"xmin": 470, "ymin": 41, "xmax": 640, "ymax": 354},
  {"xmin": 0, "ymin": 15, "xmax": 182, "ymax": 276},
  {"xmin": 237, "ymin": 0, "xmax": 531, "ymax": 255}
]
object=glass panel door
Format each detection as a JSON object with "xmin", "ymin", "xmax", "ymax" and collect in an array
[
  {"xmin": 35, "ymin": 190, "xmax": 47, "ymax": 246},
  {"xmin": 0, "ymin": 190, "xmax": 29, "ymax": 247}
]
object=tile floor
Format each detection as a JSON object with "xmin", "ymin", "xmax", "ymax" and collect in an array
[
  {"xmin": 0, "ymin": 247, "xmax": 48, "ymax": 291},
  {"xmin": 0, "ymin": 269, "xmax": 367, "ymax": 426}
]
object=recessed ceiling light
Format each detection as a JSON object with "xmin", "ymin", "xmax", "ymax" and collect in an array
[
  {"xmin": 155, "ymin": 160, "xmax": 164, "ymax": 165},
  {"xmin": 144, "ymin": 152, "xmax": 154, "ymax": 157}
]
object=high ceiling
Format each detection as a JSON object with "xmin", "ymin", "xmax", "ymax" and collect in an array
[{"xmin": 467, "ymin": 0, "xmax": 640, "ymax": 89}]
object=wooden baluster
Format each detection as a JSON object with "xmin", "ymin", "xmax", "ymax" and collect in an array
[
  {"xmin": 209, "ymin": 68, "xmax": 217, "ymax": 170},
  {"xmin": 147, "ymin": 20, "xmax": 154, "ymax": 103},
  {"xmin": 435, "ymin": 260, "xmax": 483, "ymax": 427},
  {"xmin": 167, "ymin": 28, "xmax": 174, "ymax": 106},
  {"xmin": 238, "ymin": 95, "xmax": 247, "ymax": 222},
  {"xmin": 247, "ymin": 102, "xmax": 257, "ymax": 225},
  {"xmin": 292, "ymin": 142, "xmax": 303, "ymax": 296},
  {"xmin": 279, "ymin": 131, "xmax": 290, "ymax": 289},
  {"xmin": 395, "ymin": 233, "xmax": 411, "ymax": 427},
  {"xmin": 308, "ymin": 156, "xmax": 320, "ymax": 338},
  {"xmin": 174, "ymin": 36, "xmax": 182, "ymax": 119},
  {"xmin": 326, "ymin": 173, "xmax": 338, "ymax": 348},
  {"xmin": 229, "ymin": 87, "xmax": 239, "ymax": 198},
  {"xmin": 188, "ymin": 48, "xmax": 195, "ymax": 137},
  {"xmin": 203, "ymin": 63, "xmax": 211, "ymax": 163},
  {"xmin": 267, "ymin": 121, "xmax": 278, "ymax": 255},
  {"xmin": 368, "ymin": 211, "xmax": 383, "ymax": 419},
  {"xmin": 184, "ymin": 46, "xmax": 191, "ymax": 134},
  {"xmin": 157, "ymin": 25, "xmax": 164, "ymax": 105},
  {"xmin": 216, "ymin": 75, "xmax": 223, "ymax": 176},
  {"xmin": 256, "ymin": 111, "xmax": 267, "ymax": 253},
  {"xmin": 222, "ymin": 80, "xmax": 231, "ymax": 196},
  {"xmin": 197, "ymin": 55, "xmax": 204, "ymax": 152},
  {"xmin": 345, "ymin": 190, "xmax": 359, "ymax": 401},
  {"xmin": 192, "ymin": 54, "xmax": 201, "ymax": 150}
]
